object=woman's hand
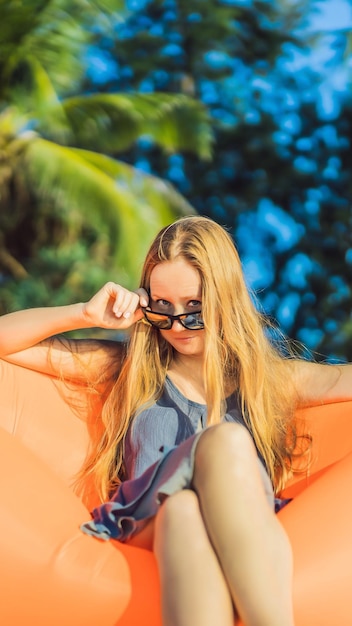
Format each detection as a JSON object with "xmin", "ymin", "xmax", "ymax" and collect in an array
[
  {"xmin": 0, "ymin": 283, "xmax": 149, "ymax": 377},
  {"xmin": 82, "ymin": 282, "xmax": 149, "ymax": 330}
]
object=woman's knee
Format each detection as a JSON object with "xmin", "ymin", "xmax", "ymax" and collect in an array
[
  {"xmin": 192, "ymin": 422, "xmax": 263, "ymax": 494},
  {"xmin": 195, "ymin": 422, "xmax": 256, "ymax": 469}
]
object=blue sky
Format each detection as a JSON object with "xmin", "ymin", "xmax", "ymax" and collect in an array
[
  {"xmin": 308, "ymin": 0, "xmax": 352, "ymax": 32},
  {"xmin": 298, "ymin": 0, "xmax": 352, "ymax": 119}
]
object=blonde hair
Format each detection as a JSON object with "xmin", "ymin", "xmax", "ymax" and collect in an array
[{"xmin": 80, "ymin": 216, "xmax": 301, "ymax": 501}]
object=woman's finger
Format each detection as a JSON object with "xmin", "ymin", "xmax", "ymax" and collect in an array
[{"xmin": 135, "ymin": 288, "xmax": 149, "ymax": 308}]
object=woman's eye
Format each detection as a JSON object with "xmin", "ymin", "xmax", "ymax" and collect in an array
[
  {"xmin": 155, "ymin": 299, "xmax": 170, "ymax": 308},
  {"xmin": 188, "ymin": 300, "xmax": 201, "ymax": 308}
]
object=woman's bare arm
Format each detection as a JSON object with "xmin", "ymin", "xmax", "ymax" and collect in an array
[
  {"xmin": 0, "ymin": 282, "xmax": 148, "ymax": 381},
  {"xmin": 291, "ymin": 359, "xmax": 352, "ymax": 405}
]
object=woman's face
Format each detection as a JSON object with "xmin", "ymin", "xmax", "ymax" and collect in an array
[{"xmin": 149, "ymin": 259, "xmax": 205, "ymax": 359}]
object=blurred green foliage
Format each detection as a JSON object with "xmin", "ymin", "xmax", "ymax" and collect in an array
[{"xmin": 0, "ymin": 0, "xmax": 212, "ymax": 315}]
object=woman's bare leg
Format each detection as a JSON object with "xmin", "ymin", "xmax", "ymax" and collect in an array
[
  {"xmin": 153, "ymin": 489, "xmax": 235, "ymax": 626},
  {"xmin": 192, "ymin": 422, "xmax": 294, "ymax": 626}
]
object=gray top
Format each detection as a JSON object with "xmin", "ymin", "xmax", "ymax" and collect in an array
[
  {"xmin": 81, "ymin": 377, "xmax": 276, "ymax": 542},
  {"xmin": 124, "ymin": 376, "xmax": 254, "ymax": 480}
]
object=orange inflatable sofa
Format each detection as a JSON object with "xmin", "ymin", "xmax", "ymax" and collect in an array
[{"xmin": 1, "ymin": 357, "xmax": 352, "ymax": 626}]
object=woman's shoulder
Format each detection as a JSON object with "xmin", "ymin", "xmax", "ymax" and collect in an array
[{"xmin": 288, "ymin": 358, "xmax": 352, "ymax": 405}]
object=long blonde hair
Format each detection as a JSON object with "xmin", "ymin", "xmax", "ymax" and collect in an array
[{"xmin": 81, "ymin": 216, "xmax": 300, "ymax": 501}]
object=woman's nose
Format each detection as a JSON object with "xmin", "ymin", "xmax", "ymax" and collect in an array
[{"xmin": 171, "ymin": 319, "xmax": 185, "ymax": 331}]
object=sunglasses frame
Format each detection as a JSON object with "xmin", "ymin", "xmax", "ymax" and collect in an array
[{"xmin": 141, "ymin": 307, "xmax": 204, "ymax": 330}]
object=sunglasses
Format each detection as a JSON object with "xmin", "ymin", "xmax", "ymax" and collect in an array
[{"xmin": 141, "ymin": 308, "xmax": 204, "ymax": 330}]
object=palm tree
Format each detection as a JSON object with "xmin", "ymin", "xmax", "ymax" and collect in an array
[{"xmin": 0, "ymin": 0, "xmax": 212, "ymax": 310}]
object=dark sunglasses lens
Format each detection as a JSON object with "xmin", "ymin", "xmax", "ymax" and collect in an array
[
  {"xmin": 143, "ymin": 311, "xmax": 172, "ymax": 329},
  {"xmin": 182, "ymin": 314, "xmax": 204, "ymax": 329}
]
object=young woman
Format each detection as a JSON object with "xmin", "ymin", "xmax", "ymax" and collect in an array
[{"xmin": 0, "ymin": 216, "xmax": 351, "ymax": 626}]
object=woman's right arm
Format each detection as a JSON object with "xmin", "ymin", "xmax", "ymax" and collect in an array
[{"xmin": 0, "ymin": 282, "xmax": 148, "ymax": 381}]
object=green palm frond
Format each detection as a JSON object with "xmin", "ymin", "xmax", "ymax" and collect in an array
[
  {"xmin": 58, "ymin": 92, "xmax": 213, "ymax": 157},
  {"xmin": 0, "ymin": 0, "xmax": 51, "ymax": 53},
  {"xmin": 135, "ymin": 93, "xmax": 213, "ymax": 159},
  {"xmin": 0, "ymin": 0, "xmax": 126, "ymax": 96},
  {"xmin": 22, "ymin": 137, "xmax": 192, "ymax": 285},
  {"xmin": 7, "ymin": 55, "xmax": 65, "ymax": 113},
  {"xmin": 70, "ymin": 147, "xmax": 196, "ymax": 220},
  {"xmin": 12, "ymin": 57, "xmax": 71, "ymax": 141},
  {"xmin": 57, "ymin": 94, "xmax": 142, "ymax": 150}
]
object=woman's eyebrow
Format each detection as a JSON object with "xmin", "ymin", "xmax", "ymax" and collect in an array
[{"xmin": 150, "ymin": 294, "xmax": 201, "ymax": 302}]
